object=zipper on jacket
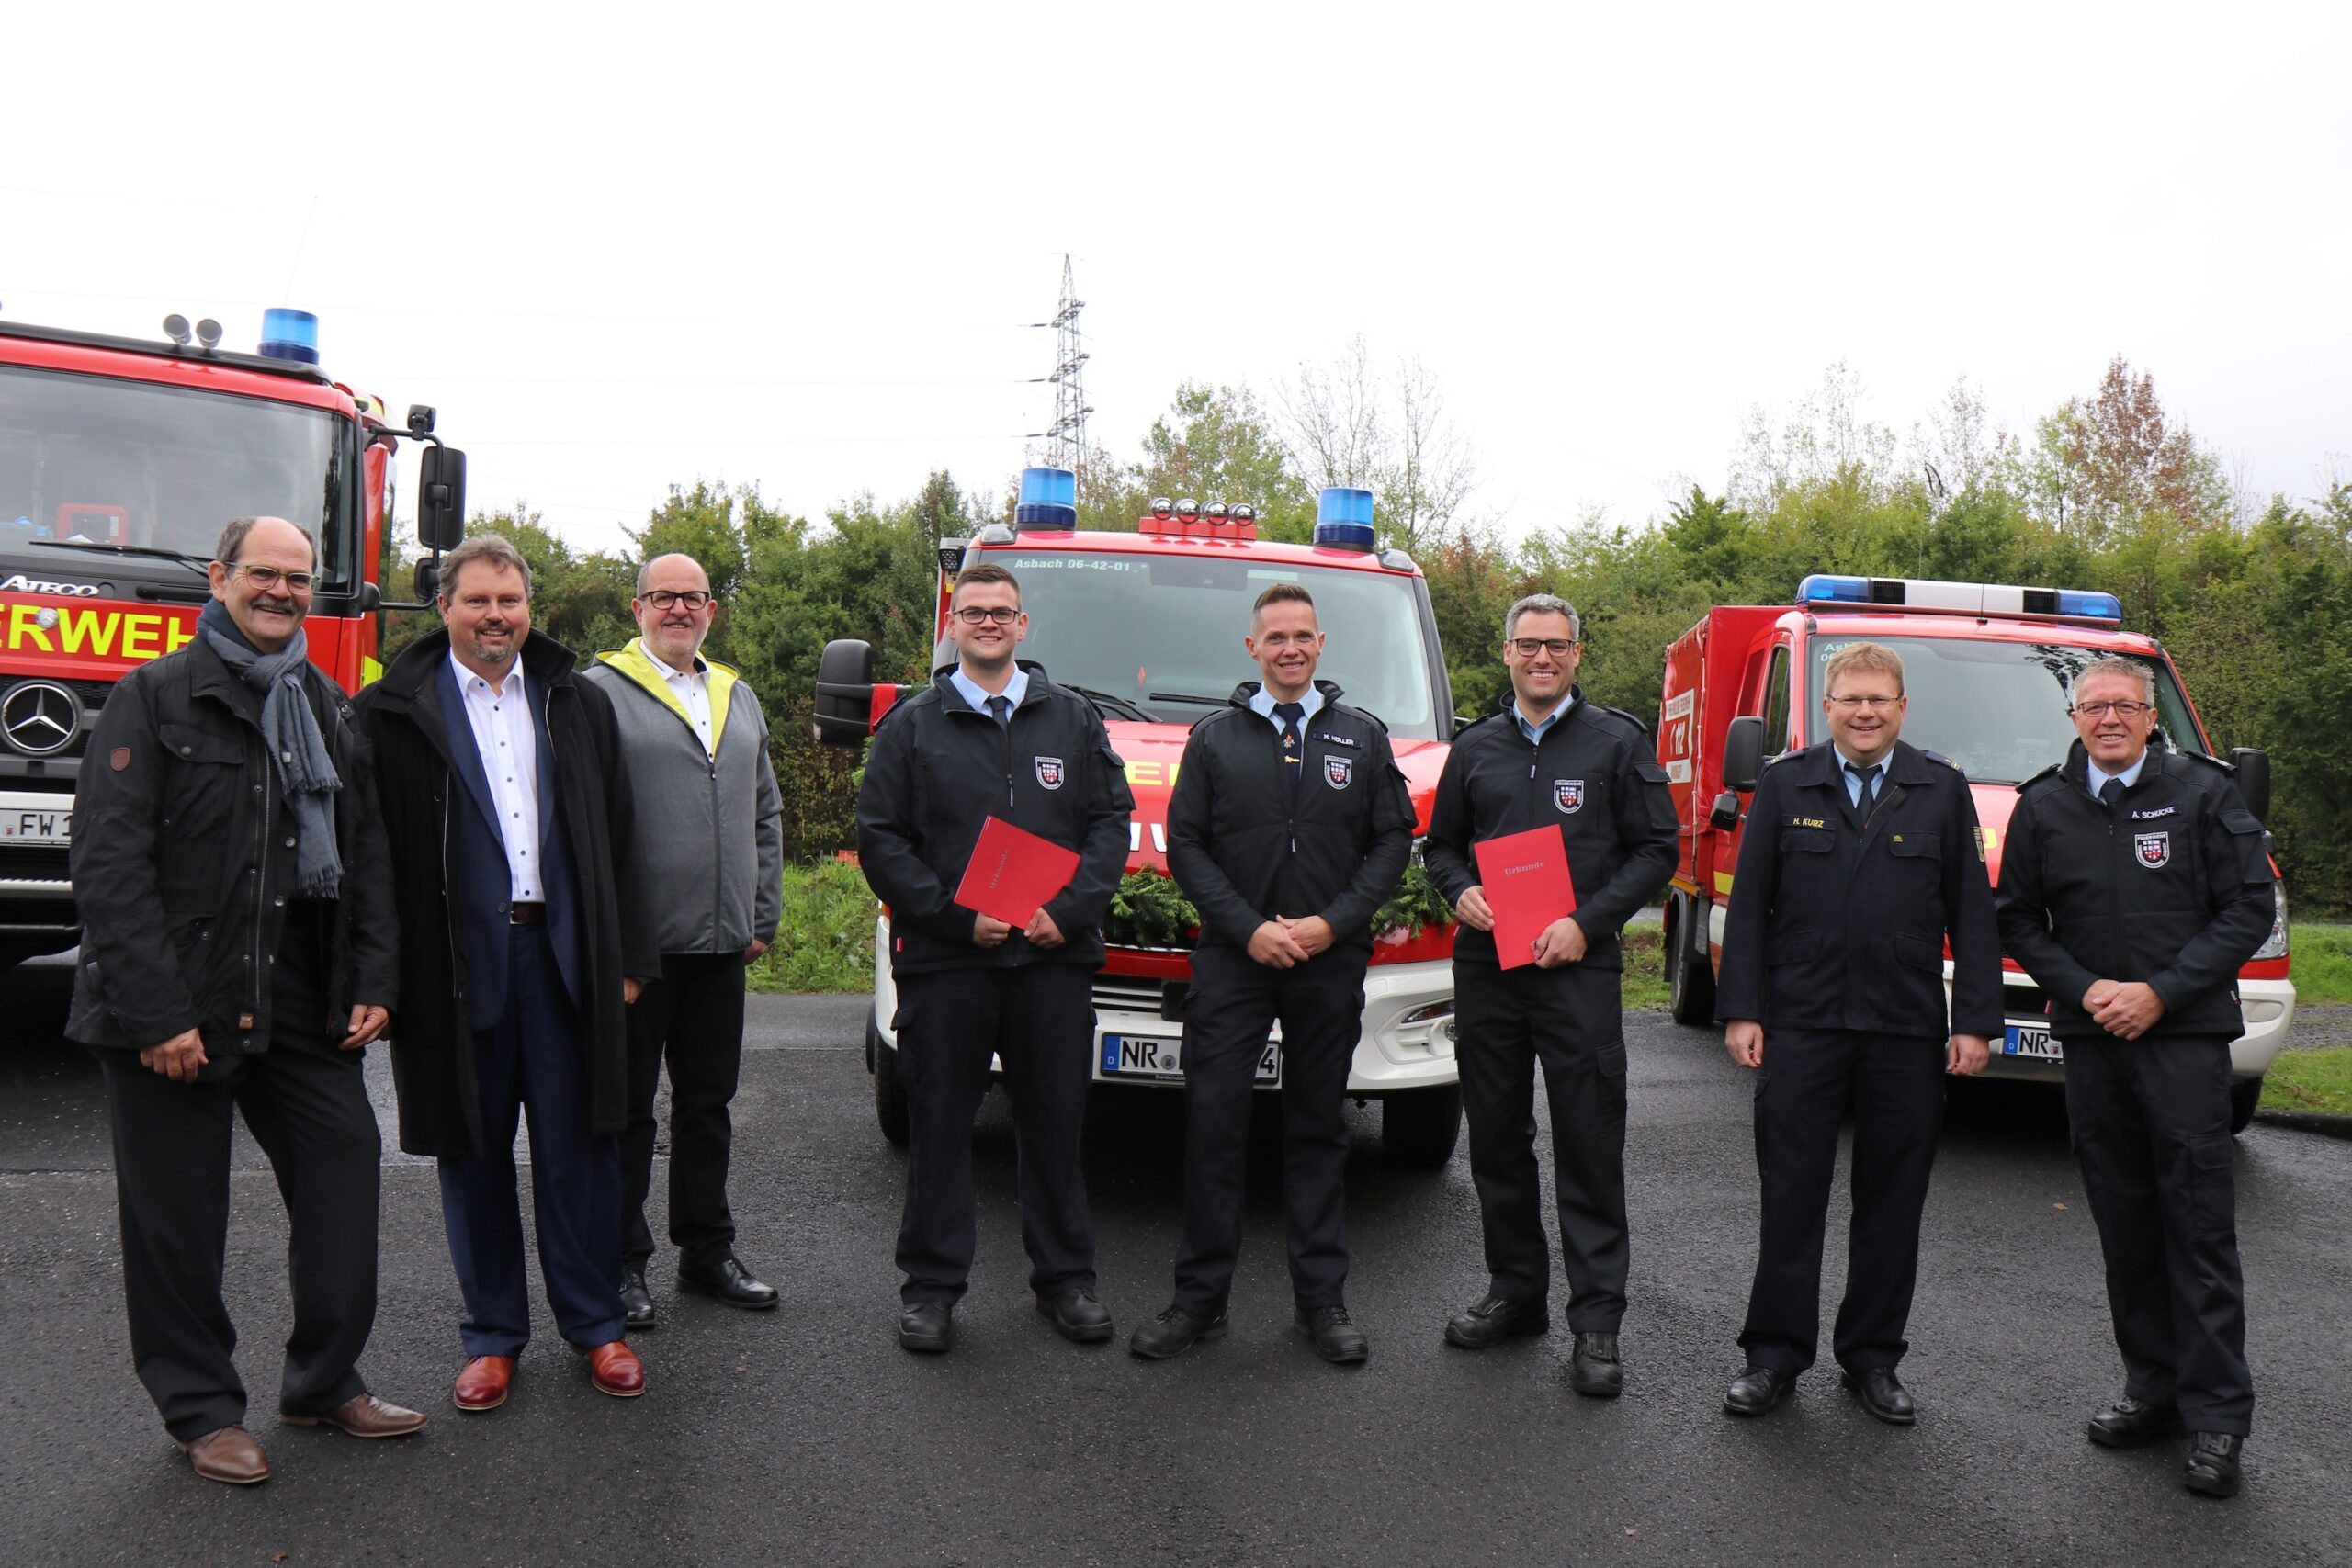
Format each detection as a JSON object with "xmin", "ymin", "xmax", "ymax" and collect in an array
[{"xmin": 248, "ymin": 723, "xmax": 272, "ymax": 1037}]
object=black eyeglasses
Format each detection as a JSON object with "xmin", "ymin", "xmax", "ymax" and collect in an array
[
  {"xmin": 953, "ymin": 605, "xmax": 1021, "ymax": 625},
  {"xmin": 225, "ymin": 563, "xmax": 317, "ymax": 592},
  {"xmin": 1508, "ymin": 637, "xmax": 1577, "ymax": 657},
  {"xmin": 2073, "ymin": 701, "xmax": 2151, "ymax": 719},
  {"xmin": 641, "ymin": 590, "xmax": 713, "ymax": 610}
]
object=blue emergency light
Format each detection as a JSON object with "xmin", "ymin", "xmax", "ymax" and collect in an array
[
  {"xmin": 1313, "ymin": 487, "xmax": 1375, "ymax": 552},
  {"xmin": 258, "ymin": 308, "xmax": 321, "ymax": 366},
  {"xmin": 1796, "ymin": 573, "xmax": 2124, "ymax": 625},
  {"xmin": 1015, "ymin": 466, "xmax": 1078, "ymax": 529}
]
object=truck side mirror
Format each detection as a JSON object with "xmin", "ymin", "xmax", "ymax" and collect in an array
[
  {"xmin": 814, "ymin": 637, "xmax": 877, "ymax": 747},
  {"xmin": 1723, "ymin": 715, "xmax": 1767, "ymax": 793},
  {"xmin": 413, "ymin": 558, "xmax": 440, "ymax": 606},
  {"xmin": 2230, "ymin": 747, "xmax": 2271, "ymax": 822},
  {"xmin": 417, "ymin": 445, "xmax": 468, "ymax": 552}
]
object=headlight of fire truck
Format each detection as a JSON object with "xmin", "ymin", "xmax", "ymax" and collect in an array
[{"xmin": 2252, "ymin": 883, "xmax": 2290, "ymax": 961}]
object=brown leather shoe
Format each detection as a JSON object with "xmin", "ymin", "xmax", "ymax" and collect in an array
[
  {"xmin": 573, "ymin": 1338, "xmax": 645, "ymax": 1398},
  {"xmin": 179, "ymin": 1425, "xmax": 270, "ymax": 1484},
  {"xmin": 283, "ymin": 1393, "xmax": 428, "ymax": 1438},
  {"xmin": 452, "ymin": 1355, "xmax": 516, "ymax": 1412}
]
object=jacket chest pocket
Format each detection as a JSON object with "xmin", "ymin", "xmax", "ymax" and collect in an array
[
  {"xmin": 157, "ymin": 721, "xmax": 244, "ymax": 899},
  {"xmin": 1779, "ymin": 826, "xmax": 1836, "ymax": 854},
  {"xmin": 1886, "ymin": 830, "xmax": 1941, "ymax": 884}
]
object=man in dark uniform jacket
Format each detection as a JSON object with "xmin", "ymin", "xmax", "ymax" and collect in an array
[
  {"xmin": 1136, "ymin": 583, "xmax": 1415, "ymax": 1364},
  {"xmin": 71, "ymin": 515, "xmax": 421, "ymax": 1484},
  {"xmin": 1424, "ymin": 593, "xmax": 1679, "ymax": 1397},
  {"xmin": 855, "ymin": 562, "xmax": 1135, "ymax": 1354},
  {"xmin": 1996, "ymin": 657, "xmax": 2276, "ymax": 1499},
  {"xmin": 1714, "ymin": 640, "xmax": 1998, "ymax": 1425}
]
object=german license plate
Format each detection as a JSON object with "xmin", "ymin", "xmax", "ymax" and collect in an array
[
  {"xmin": 1100, "ymin": 1033, "xmax": 1279, "ymax": 1084},
  {"xmin": 1, "ymin": 807, "xmax": 71, "ymax": 846},
  {"xmin": 2003, "ymin": 1022, "xmax": 2063, "ymax": 1061}
]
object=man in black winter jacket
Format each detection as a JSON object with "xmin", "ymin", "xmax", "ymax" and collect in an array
[
  {"xmin": 1131, "ymin": 583, "xmax": 1415, "ymax": 1365},
  {"xmin": 1996, "ymin": 657, "xmax": 2276, "ymax": 1500},
  {"xmin": 854, "ymin": 563, "xmax": 1134, "ymax": 1354},
  {"xmin": 1423, "ymin": 593, "xmax": 1679, "ymax": 1396},
  {"xmin": 70, "ymin": 515, "xmax": 419, "ymax": 1484}
]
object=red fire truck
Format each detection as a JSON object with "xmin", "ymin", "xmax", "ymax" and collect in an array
[
  {"xmin": 0, "ymin": 310, "xmax": 467, "ymax": 969},
  {"xmin": 814, "ymin": 473, "xmax": 1465, "ymax": 1165},
  {"xmin": 1654, "ymin": 574, "xmax": 2293, "ymax": 1132}
]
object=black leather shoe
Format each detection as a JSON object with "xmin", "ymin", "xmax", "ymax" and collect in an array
[
  {"xmin": 2183, "ymin": 1432, "xmax": 2244, "ymax": 1498},
  {"xmin": 1723, "ymin": 1366, "xmax": 1797, "ymax": 1416},
  {"xmin": 1841, "ymin": 1366, "xmax": 1916, "ymax": 1426},
  {"xmin": 898, "ymin": 1302, "xmax": 953, "ymax": 1354},
  {"xmin": 678, "ymin": 1256, "xmax": 780, "ymax": 1311},
  {"xmin": 1442, "ymin": 1294, "xmax": 1551, "ymax": 1349},
  {"xmin": 1569, "ymin": 1331, "xmax": 1623, "ymax": 1398},
  {"xmin": 2086, "ymin": 1395, "xmax": 2184, "ymax": 1450},
  {"xmin": 1129, "ymin": 1305, "xmax": 1228, "ymax": 1360},
  {"xmin": 1296, "ymin": 1305, "xmax": 1369, "ymax": 1365},
  {"xmin": 619, "ymin": 1268, "xmax": 657, "ymax": 1330},
  {"xmin": 1035, "ymin": 1289, "xmax": 1114, "ymax": 1344}
]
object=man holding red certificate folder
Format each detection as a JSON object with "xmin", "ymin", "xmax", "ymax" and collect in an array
[
  {"xmin": 1425, "ymin": 594, "xmax": 1679, "ymax": 1397},
  {"xmin": 854, "ymin": 564, "xmax": 1135, "ymax": 1354},
  {"xmin": 1135, "ymin": 582, "xmax": 1415, "ymax": 1364}
]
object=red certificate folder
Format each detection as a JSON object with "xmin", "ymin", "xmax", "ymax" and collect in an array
[
  {"xmin": 954, "ymin": 815, "xmax": 1081, "ymax": 928},
  {"xmin": 1474, "ymin": 825, "xmax": 1577, "ymax": 971}
]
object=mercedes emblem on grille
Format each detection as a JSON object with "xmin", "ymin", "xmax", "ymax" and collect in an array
[{"xmin": 0, "ymin": 681, "xmax": 82, "ymax": 758}]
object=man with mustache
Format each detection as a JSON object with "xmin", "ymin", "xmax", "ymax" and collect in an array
[
  {"xmin": 356, "ymin": 533, "xmax": 660, "ymax": 1411},
  {"xmin": 1996, "ymin": 657, "xmax": 2276, "ymax": 1498},
  {"xmin": 1424, "ymin": 594, "xmax": 1679, "ymax": 1396},
  {"xmin": 70, "ymin": 515, "xmax": 419, "ymax": 1483},
  {"xmin": 582, "ymin": 553, "xmax": 785, "ymax": 1325}
]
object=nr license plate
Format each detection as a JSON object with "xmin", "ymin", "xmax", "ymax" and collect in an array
[
  {"xmin": 2004, "ymin": 1023, "xmax": 2063, "ymax": 1061},
  {"xmin": 1100, "ymin": 1033, "xmax": 1280, "ymax": 1084},
  {"xmin": 1, "ymin": 808, "xmax": 71, "ymax": 846}
]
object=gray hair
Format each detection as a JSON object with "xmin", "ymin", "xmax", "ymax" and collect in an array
[
  {"xmin": 1504, "ymin": 592, "xmax": 1580, "ymax": 642},
  {"xmin": 214, "ymin": 516, "xmax": 316, "ymax": 570},
  {"xmin": 436, "ymin": 534, "xmax": 533, "ymax": 603},
  {"xmin": 2074, "ymin": 656, "xmax": 2156, "ymax": 705}
]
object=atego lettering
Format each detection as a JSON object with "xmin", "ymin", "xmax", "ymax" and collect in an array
[{"xmin": 0, "ymin": 574, "xmax": 102, "ymax": 597}]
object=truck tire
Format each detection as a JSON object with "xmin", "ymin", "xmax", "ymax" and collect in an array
[
  {"xmin": 2229, "ymin": 1076, "xmax": 2263, "ymax": 1136},
  {"xmin": 1382, "ymin": 1083, "xmax": 1463, "ymax": 1168},
  {"xmin": 1666, "ymin": 896, "xmax": 1716, "ymax": 1026},
  {"xmin": 868, "ymin": 1010, "xmax": 910, "ymax": 1146}
]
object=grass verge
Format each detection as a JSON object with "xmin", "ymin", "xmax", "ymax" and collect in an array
[
  {"xmin": 1621, "ymin": 919, "xmax": 1669, "ymax": 1011},
  {"xmin": 748, "ymin": 863, "xmax": 877, "ymax": 995},
  {"xmin": 2284, "ymin": 921, "xmax": 2352, "ymax": 1008},
  {"xmin": 2260, "ymin": 1046, "xmax": 2352, "ymax": 1117}
]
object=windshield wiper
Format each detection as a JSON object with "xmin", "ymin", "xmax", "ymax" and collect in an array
[
  {"xmin": 29, "ymin": 539, "xmax": 212, "ymax": 578},
  {"xmin": 1148, "ymin": 691, "xmax": 1229, "ymax": 708},
  {"xmin": 1069, "ymin": 685, "xmax": 1156, "ymax": 723}
]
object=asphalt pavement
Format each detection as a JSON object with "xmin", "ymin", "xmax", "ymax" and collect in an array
[{"xmin": 3, "ymin": 962, "xmax": 2348, "ymax": 1567}]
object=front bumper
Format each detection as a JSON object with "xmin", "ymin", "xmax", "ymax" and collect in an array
[
  {"xmin": 1973, "ymin": 973, "xmax": 2296, "ymax": 1086},
  {"xmin": 867, "ymin": 916, "xmax": 1458, "ymax": 1095}
]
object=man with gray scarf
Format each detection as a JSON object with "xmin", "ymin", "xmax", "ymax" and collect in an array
[{"xmin": 70, "ymin": 515, "xmax": 419, "ymax": 1486}]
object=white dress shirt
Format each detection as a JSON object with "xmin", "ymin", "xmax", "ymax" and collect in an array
[
  {"xmin": 450, "ymin": 651, "xmax": 543, "ymax": 902},
  {"xmin": 662, "ymin": 658, "xmax": 716, "ymax": 756}
]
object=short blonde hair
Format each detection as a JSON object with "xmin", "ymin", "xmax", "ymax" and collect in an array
[{"xmin": 1824, "ymin": 641, "xmax": 1905, "ymax": 697}]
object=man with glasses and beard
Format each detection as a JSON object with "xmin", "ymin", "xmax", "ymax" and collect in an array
[
  {"xmin": 583, "ymin": 553, "xmax": 786, "ymax": 1326},
  {"xmin": 70, "ymin": 515, "xmax": 418, "ymax": 1483},
  {"xmin": 1996, "ymin": 657, "xmax": 2276, "ymax": 1498},
  {"xmin": 1424, "ymin": 593, "xmax": 1678, "ymax": 1397}
]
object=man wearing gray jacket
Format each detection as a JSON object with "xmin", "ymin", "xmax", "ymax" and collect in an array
[{"xmin": 583, "ymin": 553, "xmax": 786, "ymax": 1325}]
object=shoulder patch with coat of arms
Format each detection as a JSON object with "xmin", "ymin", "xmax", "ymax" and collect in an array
[
  {"xmin": 1035, "ymin": 755, "xmax": 1065, "ymax": 790},
  {"xmin": 1323, "ymin": 754, "xmax": 1353, "ymax": 789},
  {"xmin": 1554, "ymin": 778, "xmax": 1585, "ymax": 813}
]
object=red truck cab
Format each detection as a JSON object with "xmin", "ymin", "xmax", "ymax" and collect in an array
[{"xmin": 1655, "ymin": 574, "xmax": 2292, "ymax": 1133}]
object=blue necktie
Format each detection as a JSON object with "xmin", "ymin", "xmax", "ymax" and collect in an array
[
  {"xmin": 1845, "ymin": 761, "xmax": 1880, "ymax": 810},
  {"xmin": 2098, "ymin": 776, "xmax": 2125, "ymax": 810},
  {"xmin": 1275, "ymin": 702, "xmax": 1305, "ymax": 800},
  {"xmin": 987, "ymin": 694, "xmax": 1012, "ymax": 728}
]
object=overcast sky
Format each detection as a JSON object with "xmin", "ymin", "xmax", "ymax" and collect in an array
[{"xmin": 9, "ymin": 3, "xmax": 2346, "ymax": 556}]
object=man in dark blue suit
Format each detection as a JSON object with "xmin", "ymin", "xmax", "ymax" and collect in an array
[{"xmin": 356, "ymin": 534, "xmax": 659, "ymax": 1411}]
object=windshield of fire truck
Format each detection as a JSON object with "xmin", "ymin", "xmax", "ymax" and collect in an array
[
  {"xmin": 988, "ymin": 550, "xmax": 1445, "ymax": 739},
  {"xmin": 0, "ymin": 365, "xmax": 354, "ymax": 588},
  {"xmin": 1804, "ymin": 636, "xmax": 2207, "ymax": 784}
]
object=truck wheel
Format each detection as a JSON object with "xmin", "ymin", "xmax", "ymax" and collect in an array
[
  {"xmin": 2229, "ymin": 1076, "xmax": 2263, "ymax": 1135},
  {"xmin": 868, "ymin": 1011, "xmax": 910, "ymax": 1146},
  {"xmin": 1666, "ymin": 897, "xmax": 1716, "ymax": 1026},
  {"xmin": 1382, "ymin": 1084, "xmax": 1463, "ymax": 1168}
]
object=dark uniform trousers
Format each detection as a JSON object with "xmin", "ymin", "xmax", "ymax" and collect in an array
[
  {"xmin": 439, "ymin": 923, "xmax": 624, "ymax": 1356},
  {"xmin": 894, "ymin": 964, "xmax": 1097, "ymax": 1304},
  {"xmin": 100, "ymin": 932, "xmax": 379, "ymax": 1443},
  {"xmin": 1741, "ymin": 1029, "xmax": 1945, "ymax": 1375},
  {"xmin": 621, "ymin": 951, "xmax": 750, "ymax": 1271},
  {"xmin": 1173, "ymin": 942, "xmax": 1366, "ymax": 1317},
  {"xmin": 1456, "ymin": 960, "xmax": 1629, "ymax": 1327},
  {"xmin": 2066, "ymin": 1032, "xmax": 2253, "ymax": 1435}
]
